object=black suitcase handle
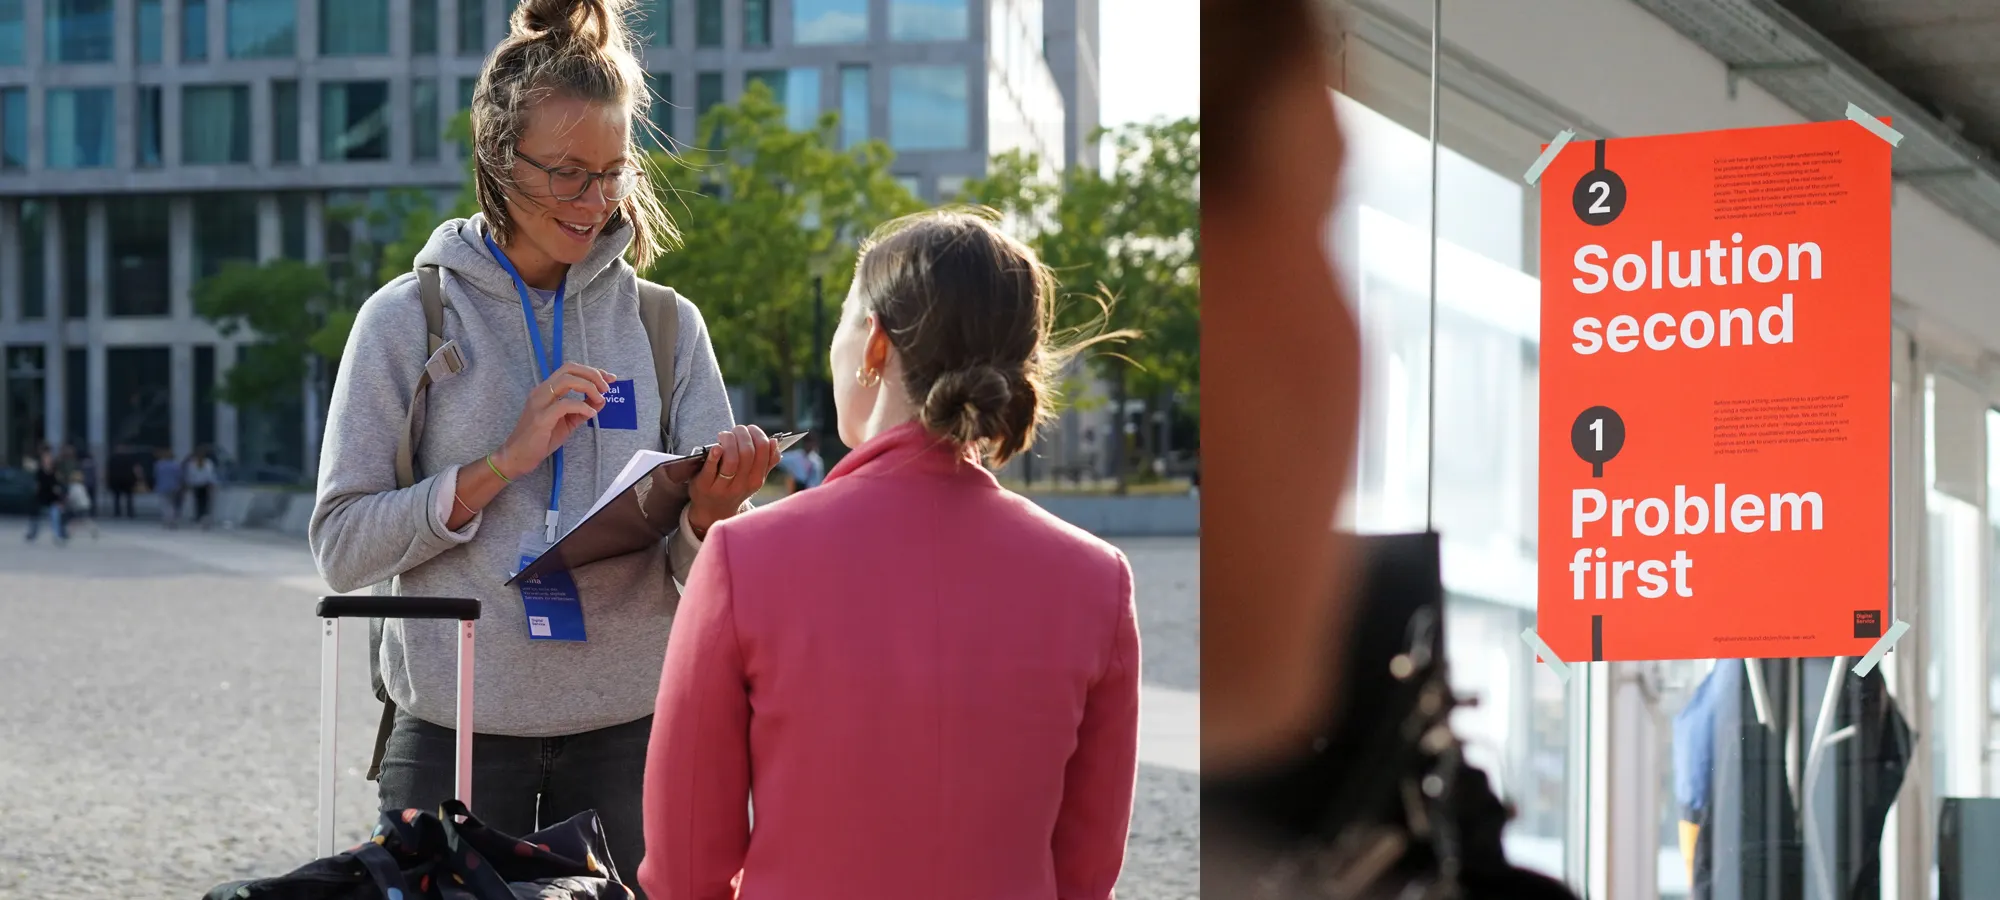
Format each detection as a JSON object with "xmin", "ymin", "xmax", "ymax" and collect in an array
[{"xmin": 316, "ymin": 596, "xmax": 481, "ymax": 620}]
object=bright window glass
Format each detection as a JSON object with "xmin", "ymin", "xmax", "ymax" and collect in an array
[
  {"xmin": 322, "ymin": 0, "xmax": 387, "ymax": 54},
  {"xmin": 46, "ymin": 0, "xmax": 113, "ymax": 62},
  {"xmin": 45, "ymin": 87, "xmax": 115, "ymax": 168},
  {"xmin": 889, "ymin": 0, "xmax": 965, "ymax": 41},
  {"xmin": 794, "ymin": 0, "xmax": 865, "ymax": 44},
  {"xmin": 839, "ymin": 65, "xmax": 868, "ymax": 147},
  {"xmin": 0, "ymin": 0, "xmax": 21, "ymax": 65},
  {"xmin": 748, "ymin": 68, "xmax": 821, "ymax": 132},
  {"xmin": 888, "ymin": 65, "xmax": 968, "ymax": 151},
  {"xmin": 135, "ymin": 0, "xmax": 161, "ymax": 62},
  {"xmin": 227, "ymin": 0, "xmax": 294, "ymax": 57},
  {"xmin": 183, "ymin": 84, "xmax": 252, "ymax": 164}
]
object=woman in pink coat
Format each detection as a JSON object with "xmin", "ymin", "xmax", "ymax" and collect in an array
[{"xmin": 638, "ymin": 210, "xmax": 1142, "ymax": 900}]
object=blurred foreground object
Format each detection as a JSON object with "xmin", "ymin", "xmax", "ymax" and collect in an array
[{"xmin": 1201, "ymin": 0, "xmax": 1359, "ymax": 775}]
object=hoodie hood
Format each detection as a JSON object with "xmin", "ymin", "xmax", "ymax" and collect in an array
[{"xmin": 411, "ymin": 212, "xmax": 638, "ymax": 309}]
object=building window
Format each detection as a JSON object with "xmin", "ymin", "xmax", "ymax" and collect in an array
[
  {"xmin": 458, "ymin": 76, "xmax": 477, "ymax": 111},
  {"xmin": 937, "ymin": 174, "xmax": 966, "ymax": 199},
  {"xmin": 748, "ymin": 68, "xmax": 820, "ymax": 132},
  {"xmin": 138, "ymin": 86, "xmax": 163, "ymax": 167},
  {"xmin": 743, "ymin": 0, "xmax": 768, "ymax": 47},
  {"xmin": 794, "ymin": 0, "xmax": 866, "ymax": 44},
  {"xmin": 645, "ymin": 72, "xmax": 672, "ymax": 148},
  {"xmin": 695, "ymin": 0, "xmax": 719, "ymax": 47},
  {"xmin": 629, "ymin": 0, "xmax": 668, "ymax": 47},
  {"xmin": 182, "ymin": 0, "xmax": 207, "ymax": 60},
  {"xmin": 0, "ymin": 87, "xmax": 25, "ymax": 169},
  {"xmin": 322, "ymin": 0, "xmax": 386, "ymax": 55},
  {"xmin": 110, "ymin": 196, "xmax": 171, "ymax": 317},
  {"xmin": 893, "ymin": 174, "xmax": 920, "ymax": 198},
  {"xmin": 280, "ymin": 193, "xmax": 308, "ymax": 259},
  {"xmin": 0, "ymin": 0, "xmax": 21, "ymax": 65},
  {"xmin": 457, "ymin": 0, "xmax": 483, "ymax": 56},
  {"xmin": 45, "ymin": 88, "xmax": 115, "ymax": 168},
  {"xmin": 272, "ymin": 80, "xmax": 299, "ymax": 163},
  {"xmin": 888, "ymin": 65, "xmax": 967, "ymax": 151},
  {"xmin": 412, "ymin": 0, "xmax": 437, "ymax": 54},
  {"xmin": 193, "ymin": 193, "xmax": 259, "ymax": 280},
  {"xmin": 889, "ymin": 0, "xmax": 965, "ymax": 41},
  {"xmin": 135, "ymin": 0, "xmax": 161, "ymax": 62},
  {"xmin": 20, "ymin": 200, "xmax": 44, "ymax": 318},
  {"xmin": 412, "ymin": 78, "xmax": 440, "ymax": 161},
  {"xmin": 320, "ymin": 81, "xmax": 390, "ymax": 161},
  {"xmin": 64, "ymin": 349, "xmax": 85, "ymax": 446},
  {"xmin": 183, "ymin": 85, "xmax": 251, "ymax": 164},
  {"xmin": 46, "ymin": 0, "xmax": 113, "ymax": 62},
  {"xmin": 695, "ymin": 71, "xmax": 722, "ymax": 129},
  {"xmin": 61, "ymin": 199, "xmax": 88, "ymax": 319},
  {"xmin": 839, "ymin": 64, "xmax": 868, "ymax": 148},
  {"xmin": 193, "ymin": 346, "xmax": 216, "ymax": 448},
  {"xmin": 227, "ymin": 0, "xmax": 293, "ymax": 57},
  {"xmin": 108, "ymin": 347, "xmax": 173, "ymax": 451}
]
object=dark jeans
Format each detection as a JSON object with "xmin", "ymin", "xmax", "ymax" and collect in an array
[
  {"xmin": 109, "ymin": 486, "xmax": 134, "ymax": 518},
  {"xmin": 376, "ymin": 709, "xmax": 653, "ymax": 894}
]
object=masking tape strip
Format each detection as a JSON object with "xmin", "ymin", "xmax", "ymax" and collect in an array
[
  {"xmin": 1522, "ymin": 128, "xmax": 1576, "ymax": 186},
  {"xmin": 1851, "ymin": 619, "xmax": 1910, "ymax": 677},
  {"xmin": 1845, "ymin": 102, "xmax": 1904, "ymax": 147},
  {"xmin": 1520, "ymin": 628, "xmax": 1571, "ymax": 684}
]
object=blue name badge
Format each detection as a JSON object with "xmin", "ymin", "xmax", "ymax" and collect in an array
[
  {"xmin": 591, "ymin": 378, "xmax": 638, "ymax": 431},
  {"xmin": 515, "ymin": 532, "xmax": 586, "ymax": 641}
]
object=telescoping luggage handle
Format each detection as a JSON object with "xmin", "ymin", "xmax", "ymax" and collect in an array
[{"xmin": 315, "ymin": 597, "xmax": 480, "ymax": 859}]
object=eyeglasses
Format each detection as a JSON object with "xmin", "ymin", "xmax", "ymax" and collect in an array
[{"xmin": 514, "ymin": 150, "xmax": 644, "ymax": 203}]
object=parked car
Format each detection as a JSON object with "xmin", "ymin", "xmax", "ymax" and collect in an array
[{"xmin": 0, "ymin": 467, "xmax": 38, "ymax": 515}]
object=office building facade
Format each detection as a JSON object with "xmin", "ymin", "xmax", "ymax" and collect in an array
[{"xmin": 0, "ymin": 0, "xmax": 1085, "ymax": 480}]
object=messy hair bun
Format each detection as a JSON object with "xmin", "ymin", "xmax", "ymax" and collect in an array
[
  {"xmin": 921, "ymin": 365, "xmax": 1040, "ymax": 461},
  {"xmin": 511, "ymin": 0, "xmax": 623, "ymax": 47},
  {"xmin": 469, "ymin": 0, "xmax": 678, "ymax": 267},
  {"xmin": 856, "ymin": 209, "xmax": 1130, "ymax": 467}
]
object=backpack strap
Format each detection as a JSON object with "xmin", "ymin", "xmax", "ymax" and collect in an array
[
  {"xmin": 394, "ymin": 266, "xmax": 451, "ymax": 490},
  {"xmin": 634, "ymin": 279, "xmax": 680, "ymax": 450},
  {"xmin": 373, "ymin": 265, "xmax": 451, "ymax": 780}
]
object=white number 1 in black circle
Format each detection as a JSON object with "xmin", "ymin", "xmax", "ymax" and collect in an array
[{"xmin": 1590, "ymin": 417, "xmax": 1603, "ymax": 451}]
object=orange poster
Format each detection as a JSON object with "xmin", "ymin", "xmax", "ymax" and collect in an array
[{"xmin": 1536, "ymin": 118, "xmax": 1892, "ymax": 663}]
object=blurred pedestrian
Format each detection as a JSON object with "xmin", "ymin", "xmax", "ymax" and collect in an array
[
  {"xmin": 640, "ymin": 210, "xmax": 1139, "ymax": 900},
  {"xmin": 25, "ymin": 447, "xmax": 66, "ymax": 545},
  {"xmin": 107, "ymin": 450, "xmax": 139, "ymax": 518},
  {"xmin": 152, "ymin": 448, "xmax": 184, "ymax": 529},
  {"xmin": 776, "ymin": 432, "xmax": 824, "ymax": 492},
  {"xmin": 65, "ymin": 471, "xmax": 99, "ymax": 539},
  {"xmin": 184, "ymin": 446, "xmax": 218, "ymax": 529}
]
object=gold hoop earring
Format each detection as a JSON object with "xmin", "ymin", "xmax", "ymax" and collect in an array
[{"xmin": 855, "ymin": 367, "xmax": 881, "ymax": 388}]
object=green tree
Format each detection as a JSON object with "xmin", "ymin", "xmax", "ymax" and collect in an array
[
  {"xmin": 645, "ymin": 80, "xmax": 923, "ymax": 432},
  {"xmin": 195, "ymin": 258, "xmax": 337, "ymax": 412},
  {"xmin": 958, "ymin": 117, "xmax": 1202, "ymax": 486}
]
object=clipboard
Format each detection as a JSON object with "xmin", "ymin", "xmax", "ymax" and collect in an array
[{"xmin": 505, "ymin": 431, "xmax": 806, "ymax": 585}]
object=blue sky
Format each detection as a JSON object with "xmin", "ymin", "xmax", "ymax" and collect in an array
[{"xmin": 1098, "ymin": 0, "xmax": 1199, "ymax": 127}]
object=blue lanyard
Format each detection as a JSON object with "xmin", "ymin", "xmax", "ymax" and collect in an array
[{"xmin": 485, "ymin": 235, "xmax": 566, "ymax": 543}]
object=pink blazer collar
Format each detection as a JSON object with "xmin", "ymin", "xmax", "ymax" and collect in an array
[{"xmin": 823, "ymin": 421, "xmax": 996, "ymax": 487}]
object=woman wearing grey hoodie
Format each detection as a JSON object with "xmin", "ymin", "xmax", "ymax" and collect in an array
[{"xmin": 308, "ymin": 0, "xmax": 777, "ymax": 879}]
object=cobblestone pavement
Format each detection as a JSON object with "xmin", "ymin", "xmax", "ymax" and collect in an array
[{"xmin": 0, "ymin": 520, "xmax": 1197, "ymax": 899}]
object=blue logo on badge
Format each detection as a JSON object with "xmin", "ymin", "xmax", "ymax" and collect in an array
[{"xmin": 594, "ymin": 378, "xmax": 639, "ymax": 430}]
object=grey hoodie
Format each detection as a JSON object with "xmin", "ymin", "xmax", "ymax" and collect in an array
[{"xmin": 311, "ymin": 214, "xmax": 737, "ymax": 737}]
